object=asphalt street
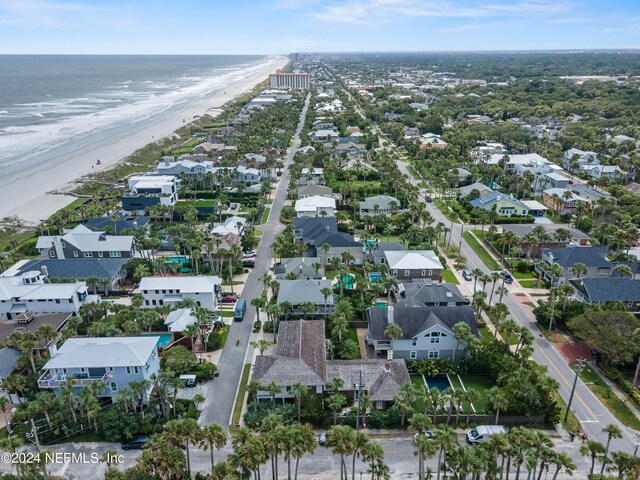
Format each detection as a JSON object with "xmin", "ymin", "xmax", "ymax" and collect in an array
[{"xmin": 198, "ymin": 93, "xmax": 311, "ymax": 428}]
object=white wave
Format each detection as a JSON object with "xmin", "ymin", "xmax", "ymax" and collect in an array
[
  {"xmin": 29, "ymin": 112, "xmax": 44, "ymax": 117},
  {"xmin": 0, "ymin": 110, "xmax": 8, "ymax": 114}
]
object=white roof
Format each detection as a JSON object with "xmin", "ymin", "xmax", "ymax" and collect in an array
[
  {"xmin": 139, "ymin": 275, "xmax": 222, "ymax": 293},
  {"xmin": 522, "ymin": 200, "xmax": 548, "ymax": 211},
  {"xmin": 211, "ymin": 216, "xmax": 247, "ymax": 236},
  {"xmin": 543, "ymin": 188, "xmax": 588, "ymax": 202},
  {"xmin": 43, "ymin": 336, "xmax": 158, "ymax": 369},
  {"xmin": 36, "ymin": 224, "xmax": 135, "ymax": 252},
  {"xmin": 384, "ymin": 250, "xmax": 443, "ymax": 270},
  {"xmin": 128, "ymin": 175, "xmax": 175, "ymax": 188},
  {"xmin": 165, "ymin": 308, "xmax": 198, "ymax": 332},
  {"xmin": 295, "ymin": 196, "xmax": 336, "ymax": 211},
  {"xmin": 487, "ymin": 153, "xmax": 550, "ymax": 165}
]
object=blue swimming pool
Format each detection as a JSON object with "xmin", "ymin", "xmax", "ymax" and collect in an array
[
  {"xmin": 141, "ymin": 333, "xmax": 173, "ymax": 347},
  {"xmin": 425, "ymin": 375, "xmax": 451, "ymax": 393},
  {"xmin": 165, "ymin": 256, "xmax": 189, "ymax": 264},
  {"xmin": 369, "ymin": 272, "xmax": 382, "ymax": 284}
]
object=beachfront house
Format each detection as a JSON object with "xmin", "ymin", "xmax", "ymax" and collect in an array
[
  {"xmin": 38, "ymin": 336, "xmax": 159, "ymax": 403},
  {"xmin": 122, "ymin": 175, "xmax": 178, "ymax": 211},
  {"xmin": 138, "ymin": 276, "xmax": 222, "ymax": 310},
  {"xmin": 366, "ymin": 301, "xmax": 480, "ymax": 360},
  {"xmin": 0, "ymin": 270, "xmax": 94, "ymax": 320},
  {"xmin": 36, "ymin": 225, "xmax": 136, "ymax": 260}
]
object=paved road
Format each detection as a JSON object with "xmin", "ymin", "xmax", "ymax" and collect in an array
[
  {"xmin": 3, "ymin": 433, "xmax": 593, "ymax": 479},
  {"xmin": 396, "ymin": 159, "xmax": 639, "ymax": 455},
  {"xmin": 199, "ymin": 93, "xmax": 311, "ymax": 427}
]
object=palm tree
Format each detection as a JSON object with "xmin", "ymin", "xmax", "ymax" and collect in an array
[
  {"xmin": 251, "ymin": 295, "xmax": 266, "ymax": 322},
  {"xmin": 632, "ymin": 328, "xmax": 640, "ymax": 389},
  {"xmin": 580, "ymin": 439, "xmax": 606, "ymax": 479},
  {"xmin": 266, "ymin": 380, "xmax": 281, "ymax": 407},
  {"xmin": 199, "ymin": 423, "xmax": 227, "ymax": 473},
  {"xmin": 252, "ymin": 339, "xmax": 272, "ymax": 355},
  {"xmin": 612, "ymin": 264, "xmax": 633, "ymax": 278},
  {"xmin": 471, "ymin": 268, "xmax": 483, "ymax": 294},
  {"xmin": 384, "ymin": 323, "xmax": 403, "ymax": 343},
  {"xmin": 327, "ymin": 392, "xmax": 347, "ymax": 425},
  {"xmin": 327, "ymin": 425, "xmax": 357, "ymax": 480},
  {"xmin": 321, "ymin": 286, "xmax": 333, "ymax": 320},
  {"xmin": 432, "ymin": 424, "xmax": 457, "ymax": 480},
  {"xmin": 600, "ymin": 423, "xmax": 623, "ymax": 474},
  {"xmin": 550, "ymin": 451, "xmax": 575, "ymax": 480},
  {"xmin": 351, "ymin": 431, "xmax": 370, "ymax": 480},
  {"xmin": 451, "ymin": 322, "xmax": 473, "ymax": 362},
  {"xmin": 571, "ymin": 262, "xmax": 588, "ymax": 279},
  {"xmin": 291, "ymin": 382, "xmax": 307, "ymax": 423},
  {"xmin": 0, "ymin": 435, "xmax": 24, "ymax": 478},
  {"xmin": 361, "ymin": 441, "xmax": 386, "ymax": 480},
  {"xmin": 291, "ymin": 423, "xmax": 317, "ymax": 480},
  {"xmin": 488, "ymin": 387, "xmax": 509, "ymax": 424},
  {"xmin": 183, "ymin": 323, "xmax": 199, "ymax": 352},
  {"xmin": 246, "ymin": 379, "xmax": 261, "ymax": 412},
  {"xmin": 299, "ymin": 300, "xmax": 317, "ymax": 320}
]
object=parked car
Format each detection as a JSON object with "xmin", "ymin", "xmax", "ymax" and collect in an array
[
  {"xmin": 467, "ymin": 425, "xmax": 507, "ymax": 444},
  {"xmin": 319, "ymin": 432, "xmax": 328, "ymax": 446},
  {"xmin": 413, "ymin": 430, "xmax": 433, "ymax": 439},
  {"xmin": 121, "ymin": 435, "xmax": 149, "ymax": 450},
  {"xmin": 462, "ymin": 270, "xmax": 473, "ymax": 281},
  {"xmin": 179, "ymin": 374, "xmax": 197, "ymax": 388},
  {"xmin": 242, "ymin": 250, "xmax": 257, "ymax": 258},
  {"xmin": 234, "ymin": 298, "xmax": 247, "ymax": 321},
  {"xmin": 242, "ymin": 260, "xmax": 255, "ymax": 268},
  {"xmin": 425, "ymin": 195, "xmax": 433, "ymax": 202},
  {"xmin": 221, "ymin": 294, "xmax": 238, "ymax": 303},
  {"xmin": 499, "ymin": 271, "xmax": 513, "ymax": 284}
]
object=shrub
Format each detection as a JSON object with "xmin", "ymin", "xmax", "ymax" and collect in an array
[
  {"xmin": 244, "ymin": 402, "xmax": 296, "ymax": 428},
  {"xmin": 263, "ymin": 320, "xmax": 276, "ymax": 333},
  {"xmin": 207, "ymin": 327, "xmax": 228, "ymax": 351},
  {"xmin": 253, "ymin": 320, "xmax": 262, "ymax": 333},
  {"xmin": 98, "ymin": 408, "xmax": 139, "ymax": 442},
  {"xmin": 516, "ymin": 261, "xmax": 530, "ymax": 273},
  {"xmin": 193, "ymin": 362, "xmax": 217, "ymax": 381}
]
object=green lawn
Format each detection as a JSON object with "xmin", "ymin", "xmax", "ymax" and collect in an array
[
  {"xmin": 259, "ymin": 207, "xmax": 271, "ymax": 224},
  {"xmin": 411, "ymin": 375, "xmax": 426, "ymax": 412},
  {"xmin": 433, "ymin": 199, "xmax": 460, "ymax": 223},
  {"xmin": 441, "ymin": 269, "xmax": 459, "ymax": 284},
  {"xmin": 575, "ymin": 364, "xmax": 640, "ymax": 431},
  {"xmin": 497, "ymin": 328, "xmax": 519, "ymax": 345},
  {"xmin": 555, "ymin": 392, "xmax": 581, "ymax": 433},
  {"xmin": 325, "ymin": 268, "xmax": 339, "ymax": 280},
  {"xmin": 519, "ymin": 280, "xmax": 543, "ymax": 289},
  {"xmin": 512, "ymin": 271, "xmax": 536, "ymax": 279},
  {"xmin": 176, "ymin": 199, "xmax": 218, "ymax": 207},
  {"xmin": 348, "ymin": 328, "xmax": 361, "ymax": 357},
  {"xmin": 459, "ymin": 375, "xmax": 494, "ymax": 413},
  {"xmin": 462, "ymin": 232, "xmax": 501, "ymax": 271},
  {"xmin": 478, "ymin": 327, "xmax": 494, "ymax": 345},
  {"xmin": 232, "ymin": 363, "xmax": 252, "ymax": 427}
]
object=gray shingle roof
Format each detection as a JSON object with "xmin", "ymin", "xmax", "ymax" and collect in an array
[
  {"xmin": 293, "ymin": 218, "xmax": 362, "ymax": 249},
  {"xmin": 0, "ymin": 347, "xmax": 20, "ymax": 378},
  {"xmin": 326, "ymin": 359, "xmax": 410, "ymax": 401},
  {"xmin": 397, "ymin": 280, "xmax": 466, "ymax": 305},
  {"xmin": 85, "ymin": 214, "xmax": 150, "ymax": 232},
  {"xmin": 469, "ymin": 191, "xmax": 527, "ymax": 210},
  {"xmin": 274, "ymin": 258, "xmax": 325, "ymax": 278},
  {"xmin": 277, "ymin": 279, "xmax": 334, "ymax": 306},
  {"xmin": 15, "ymin": 258, "xmax": 128, "ymax": 281},
  {"xmin": 367, "ymin": 301, "xmax": 479, "ymax": 340},
  {"xmin": 359, "ymin": 195, "xmax": 400, "ymax": 210},
  {"xmin": 252, "ymin": 320, "xmax": 326, "ymax": 386},
  {"xmin": 544, "ymin": 246, "xmax": 612, "ymax": 268},
  {"xmin": 570, "ymin": 277, "xmax": 640, "ymax": 303}
]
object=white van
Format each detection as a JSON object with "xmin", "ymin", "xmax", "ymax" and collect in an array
[{"xmin": 467, "ymin": 425, "xmax": 507, "ymax": 443}]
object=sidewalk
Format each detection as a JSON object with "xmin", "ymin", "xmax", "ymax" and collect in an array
[{"xmin": 589, "ymin": 362, "xmax": 640, "ymax": 434}]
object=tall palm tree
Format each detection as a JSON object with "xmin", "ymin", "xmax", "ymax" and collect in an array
[
  {"xmin": 488, "ymin": 387, "xmax": 509, "ymax": 425},
  {"xmin": 291, "ymin": 382, "xmax": 307, "ymax": 423},
  {"xmin": 579, "ymin": 439, "xmax": 605, "ymax": 479},
  {"xmin": 199, "ymin": 423, "xmax": 227, "ymax": 473},
  {"xmin": 600, "ymin": 423, "xmax": 623, "ymax": 474},
  {"xmin": 327, "ymin": 425, "xmax": 357, "ymax": 480},
  {"xmin": 570, "ymin": 262, "xmax": 588, "ymax": 279},
  {"xmin": 361, "ymin": 441, "xmax": 386, "ymax": 480},
  {"xmin": 291, "ymin": 423, "xmax": 317, "ymax": 480},
  {"xmin": 432, "ymin": 424, "xmax": 457, "ymax": 480}
]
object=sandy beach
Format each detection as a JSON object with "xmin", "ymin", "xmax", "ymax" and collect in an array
[{"xmin": 0, "ymin": 56, "xmax": 288, "ymax": 224}]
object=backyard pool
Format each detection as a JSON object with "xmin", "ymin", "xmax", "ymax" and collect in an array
[
  {"xmin": 165, "ymin": 256, "xmax": 189, "ymax": 264},
  {"xmin": 425, "ymin": 375, "xmax": 451, "ymax": 392},
  {"xmin": 141, "ymin": 333, "xmax": 173, "ymax": 347},
  {"xmin": 338, "ymin": 274, "xmax": 355, "ymax": 290},
  {"xmin": 369, "ymin": 272, "xmax": 382, "ymax": 284}
]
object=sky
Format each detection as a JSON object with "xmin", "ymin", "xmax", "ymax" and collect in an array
[{"xmin": 1, "ymin": 0, "xmax": 639, "ymax": 54}]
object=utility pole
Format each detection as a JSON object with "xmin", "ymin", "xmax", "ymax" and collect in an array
[
  {"xmin": 355, "ymin": 368, "xmax": 363, "ymax": 431},
  {"xmin": 564, "ymin": 359, "xmax": 586, "ymax": 423},
  {"xmin": 458, "ymin": 223, "xmax": 464, "ymax": 252},
  {"xmin": 29, "ymin": 419, "xmax": 48, "ymax": 480},
  {"xmin": 548, "ymin": 287, "xmax": 557, "ymax": 332}
]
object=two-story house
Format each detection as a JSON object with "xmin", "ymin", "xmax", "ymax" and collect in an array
[
  {"xmin": 38, "ymin": 336, "xmax": 160, "ymax": 403},
  {"xmin": 36, "ymin": 225, "xmax": 136, "ymax": 260},
  {"xmin": 542, "ymin": 188, "xmax": 589, "ymax": 214},
  {"xmin": 395, "ymin": 280, "xmax": 469, "ymax": 306},
  {"xmin": 563, "ymin": 148, "xmax": 599, "ymax": 171},
  {"xmin": 276, "ymin": 279, "xmax": 334, "ymax": 317},
  {"xmin": 359, "ymin": 195, "xmax": 400, "ymax": 217},
  {"xmin": 569, "ymin": 277, "xmax": 640, "ymax": 313},
  {"xmin": 384, "ymin": 250, "xmax": 444, "ymax": 281},
  {"xmin": 469, "ymin": 191, "xmax": 529, "ymax": 217},
  {"xmin": 294, "ymin": 196, "xmax": 336, "ymax": 218},
  {"xmin": 539, "ymin": 246, "xmax": 613, "ymax": 284},
  {"xmin": 0, "ymin": 270, "xmax": 93, "ymax": 320},
  {"xmin": 366, "ymin": 300, "xmax": 479, "ymax": 360},
  {"xmin": 252, "ymin": 320, "xmax": 410, "ymax": 410},
  {"xmin": 139, "ymin": 276, "xmax": 222, "ymax": 310},
  {"xmin": 274, "ymin": 258, "xmax": 325, "ymax": 280},
  {"xmin": 122, "ymin": 175, "xmax": 178, "ymax": 211},
  {"xmin": 293, "ymin": 218, "xmax": 364, "ymax": 265}
]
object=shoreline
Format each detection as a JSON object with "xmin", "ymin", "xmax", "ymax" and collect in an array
[{"xmin": 0, "ymin": 56, "xmax": 288, "ymax": 224}]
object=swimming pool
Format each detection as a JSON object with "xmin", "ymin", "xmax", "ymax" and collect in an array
[
  {"xmin": 165, "ymin": 256, "xmax": 189, "ymax": 264},
  {"xmin": 369, "ymin": 272, "xmax": 382, "ymax": 284},
  {"xmin": 141, "ymin": 333, "xmax": 173, "ymax": 347},
  {"xmin": 425, "ymin": 375, "xmax": 451, "ymax": 393}
]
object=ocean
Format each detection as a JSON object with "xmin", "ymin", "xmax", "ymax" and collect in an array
[{"xmin": 0, "ymin": 55, "xmax": 273, "ymax": 177}]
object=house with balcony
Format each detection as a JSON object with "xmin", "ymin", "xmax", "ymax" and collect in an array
[
  {"xmin": 359, "ymin": 195, "xmax": 400, "ymax": 217},
  {"xmin": 539, "ymin": 246, "xmax": 614, "ymax": 284},
  {"xmin": 122, "ymin": 175, "xmax": 178, "ymax": 211},
  {"xmin": 276, "ymin": 279, "xmax": 334, "ymax": 317},
  {"xmin": 252, "ymin": 320, "xmax": 410, "ymax": 410},
  {"xmin": 38, "ymin": 336, "xmax": 159, "ymax": 403},
  {"xmin": 569, "ymin": 278, "xmax": 640, "ymax": 314},
  {"xmin": 469, "ymin": 191, "xmax": 529, "ymax": 217},
  {"xmin": 139, "ymin": 276, "xmax": 222, "ymax": 310},
  {"xmin": 385, "ymin": 250, "xmax": 444, "ymax": 281},
  {"xmin": 293, "ymin": 218, "xmax": 364, "ymax": 265},
  {"xmin": 366, "ymin": 300, "xmax": 479, "ymax": 360},
  {"xmin": 36, "ymin": 225, "xmax": 136, "ymax": 260},
  {"xmin": 542, "ymin": 188, "xmax": 589, "ymax": 215},
  {"xmin": 294, "ymin": 196, "xmax": 336, "ymax": 218},
  {"xmin": 0, "ymin": 270, "xmax": 94, "ymax": 320},
  {"xmin": 563, "ymin": 148, "xmax": 599, "ymax": 171}
]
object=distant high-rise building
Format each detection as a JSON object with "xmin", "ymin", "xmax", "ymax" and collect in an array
[{"xmin": 269, "ymin": 70, "xmax": 310, "ymax": 89}]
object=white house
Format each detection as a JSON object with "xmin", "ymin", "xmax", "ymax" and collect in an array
[
  {"xmin": 139, "ymin": 276, "xmax": 222, "ymax": 310},
  {"xmin": 563, "ymin": 148, "xmax": 599, "ymax": 171},
  {"xmin": 123, "ymin": 175, "xmax": 178, "ymax": 211},
  {"xmin": 165, "ymin": 308, "xmax": 198, "ymax": 333},
  {"xmin": 0, "ymin": 270, "xmax": 94, "ymax": 320},
  {"xmin": 294, "ymin": 196, "xmax": 336, "ymax": 218},
  {"xmin": 38, "ymin": 337, "xmax": 159, "ymax": 403},
  {"xmin": 211, "ymin": 216, "xmax": 247, "ymax": 236}
]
